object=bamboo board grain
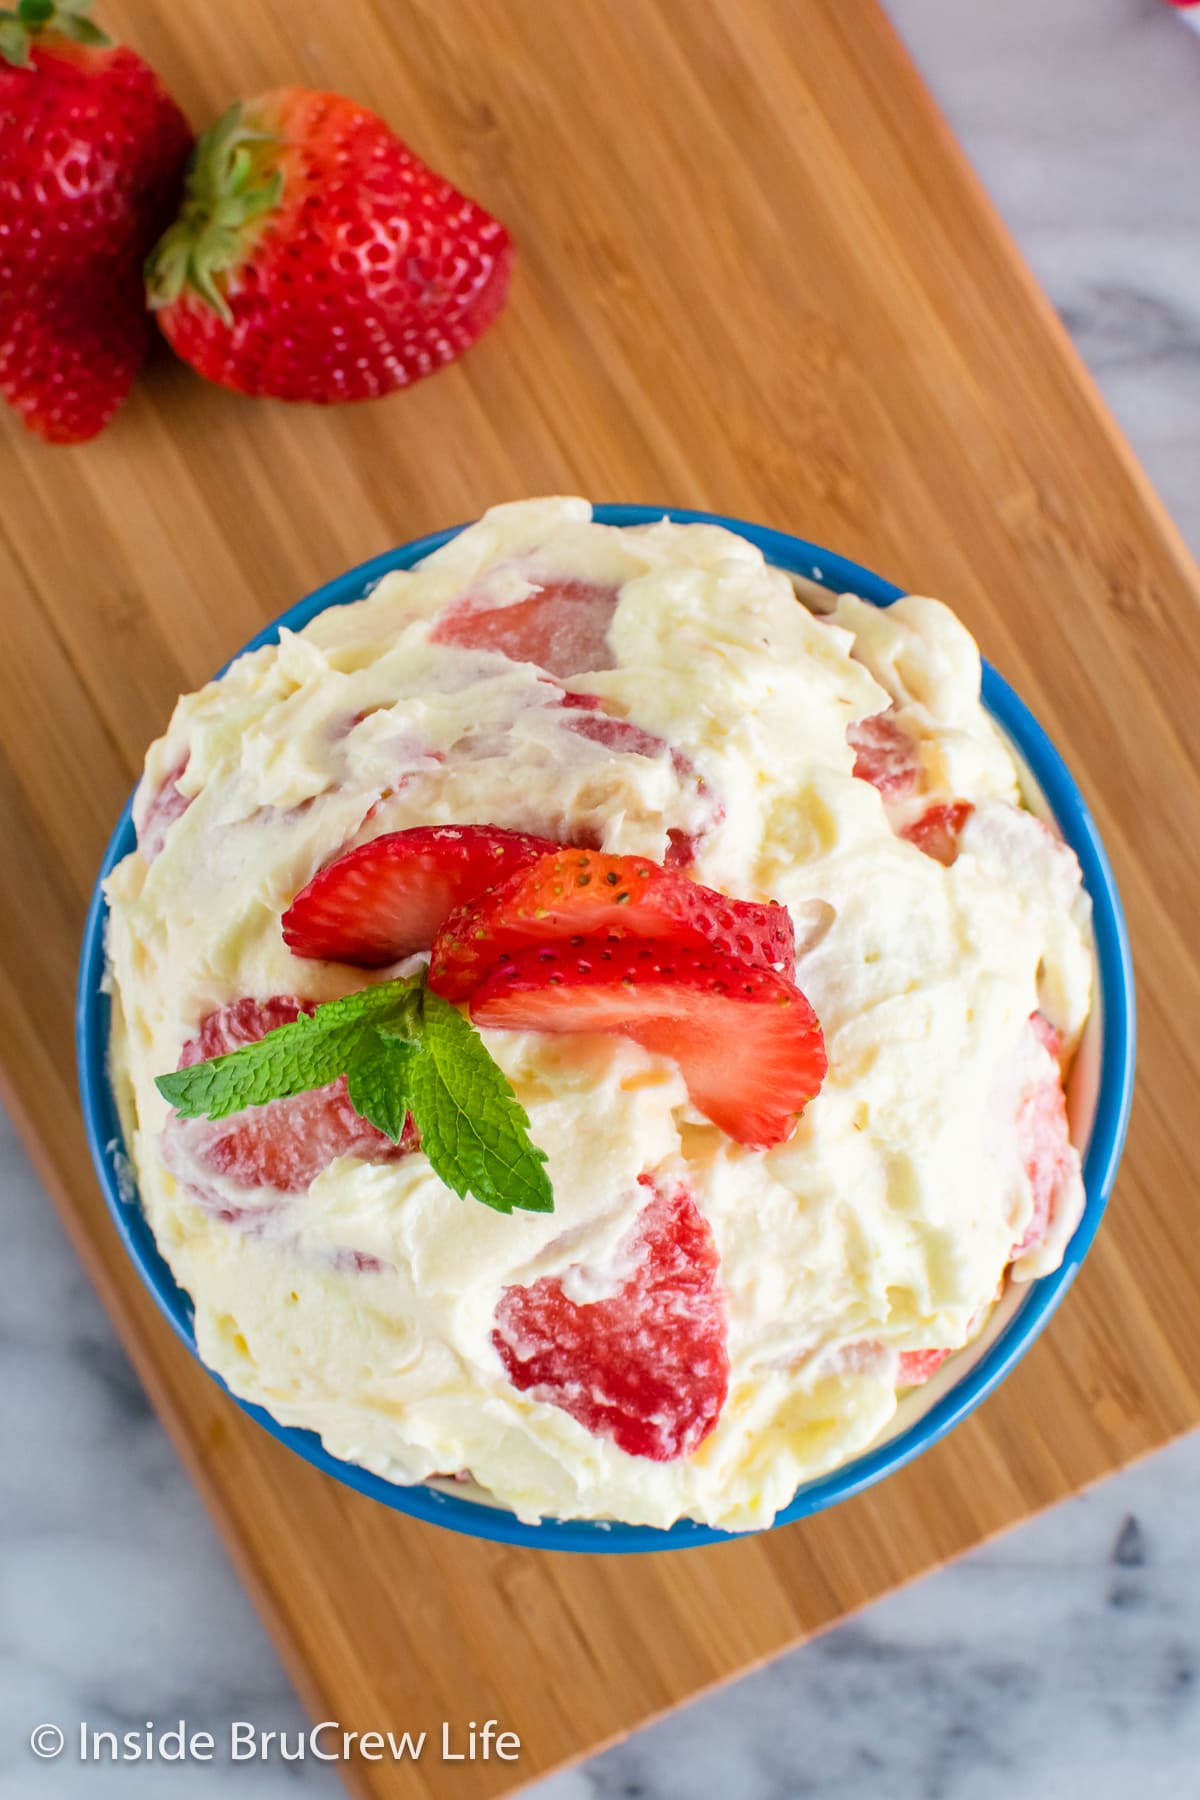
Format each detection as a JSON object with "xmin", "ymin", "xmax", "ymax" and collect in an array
[{"xmin": 2, "ymin": 0, "xmax": 1198, "ymax": 1793}]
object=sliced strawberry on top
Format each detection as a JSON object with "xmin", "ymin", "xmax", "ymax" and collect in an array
[
  {"xmin": 847, "ymin": 711, "xmax": 922, "ymax": 800},
  {"xmin": 165, "ymin": 997, "xmax": 416, "ymax": 1195},
  {"xmin": 471, "ymin": 937, "xmax": 827, "ymax": 1150},
  {"xmin": 492, "ymin": 1177, "xmax": 729, "ymax": 1461},
  {"xmin": 429, "ymin": 848, "xmax": 796, "ymax": 1002},
  {"xmin": 282, "ymin": 825, "xmax": 556, "ymax": 967},
  {"xmin": 431, "ymin": 576, "xmax": 621, "ymax": 678},
  {"xmin": 901, "ymin": 801, "xmax": 974, "ymax": 867},
  {"xmin": 1012, "ymin": 1012, "xmax": 1075, "ymax": 1260}
]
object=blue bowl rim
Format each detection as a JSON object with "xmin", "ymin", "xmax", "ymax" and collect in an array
[{"xmin": 76, "ymin": 504, "xmax": 1136, "ymax": 1553}]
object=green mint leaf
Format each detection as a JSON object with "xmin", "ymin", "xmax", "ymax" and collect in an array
[
  {"xmin": 152, "ymin": 970, "xmax": 554, "ymax": 1220},
  {"xmin": 405, "ymin": 987, "xmax": 553, "ymax": 1216},
  {"xmin": 156, "ymin": 1020, "xmax": 364, "ymax": 1120},
  {"xmin": 345, "ymin": 1038, "xmax": 418, "ymax": 1144},
  {"xmin": 296, "ymin": 977, "xmax": 423, "ymax": 1035},
  {"xmin": 155, "ymin": 977, "xmax": 420, "ymax": 1121}
]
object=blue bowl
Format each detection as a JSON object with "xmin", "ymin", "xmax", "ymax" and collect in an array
[{"xmin": 77, "ymin": 507, "xmax": 1136, "ymax": 1552}]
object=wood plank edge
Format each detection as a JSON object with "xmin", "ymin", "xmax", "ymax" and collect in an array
[{"xmin": 868, "ymin": 1, "xmax": 1200, "ymax": 600}]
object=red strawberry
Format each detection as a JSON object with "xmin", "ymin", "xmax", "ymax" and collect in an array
[
  {"xmin": 432, "ymin": 578, "xmax": 619, "ymax": 678},
  {"xmin": 282, "ymin": 825, "xmax": 555, "ymax": 967},
  {"xmin": 847, "ymin": 712, "xmax": 921, "ymax": 799},
  {"xmin": 145, "ymin": 89, "xmax": 511, "ymax": 404},
  {"xmin": 471, "ymin": 937, "xmax": 827, "ymax": 1150},
  {"xmin": 492, "ymin": 1177, "xmax": 729, "ymax": 1461},
  {"xmin": 0, "ymin": 4, "xmax": 192, "ymax": 443},
  {"xmin": 896, "ymin": 1348, "xmax": 952, "ymax": 1386},
  {"xmin": 429, "ymin": 848, "xmax": 795, "ymax": 1002},
  {"xmin": 0, "ymin": 271, "xmax": 149, "ymax": 443},
  {"xmin": 901, "ymin": 801, "xmax": 974, "ymax": 867},
  {"xmin": 165, "ymin": 997, "xmax": 416, "ymax": 1195},
  {"xmin": 1012, "ymin": 1013, "xmax": 1074, "ymax": 1259}
]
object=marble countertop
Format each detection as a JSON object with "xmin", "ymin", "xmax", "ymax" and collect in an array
[{"xmin": 4, "ymin": 1, "xmax": 1198, "ymax": 1794}]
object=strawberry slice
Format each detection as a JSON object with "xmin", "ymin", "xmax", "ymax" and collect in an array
[
  {"xmin": 561, "ymin": 705, "xmax": 669, "ymax": 761},
  {"xmin": 559, "ymin": 693, "xmax": 710, "ymax": 793},
  {"xmin": 663, "ymin": 830, "xmax": 700, "ymax": 871},
  {"xmin": 492, "ymin": 1177, "xmax": 729, "ymax": 1460},
  {"xmin": 431, "ymin": 577, "xmax": 621, "ymax": 677},
  {"xmin": 847, "ymin": 711, "xmax": 921, "ymax": 799},
  {"xmin": 901, "ymin": 801, "xmax": 974, "ymax": 867},
  {"xmin": 896, "ymin": 1348, "xmax": 953, "ymax": 1386},
  {"xmin": 138, "ymin": 756, "xmax": 192, "ymax": 863},
  {"xmin": 282, "ymin": 825, "xmax": 556, "ymax": 967},
  {"xmin": 471, "ymin": 937, "xmax": 827, "ymax": 1150},
  {"xmin": 429, "ymin": 848, "xmax": 796, "ymax": 1002},
  {"xmin": 558, "ymin": 695, "xmax": 726, "ymax": 870},
  {"xmin": 165, "ymin": 997, "xmax": 416, "ymax": 1195},
  {"xmin": 1012, "ymin": 1013, "xmax": 1074, "ymax": 1259}
]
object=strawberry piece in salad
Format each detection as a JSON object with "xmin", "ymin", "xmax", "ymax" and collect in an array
[
  {"xmin": 847, "ymin": 711, "xmax": 922, "ymax": 799},
  {"xmin": 901, "ymin": 800, "xmax": 974, "ymax": 867},
  {"xmin": 492, "ymin": 1177, "xmax": 729, "ymax": 1461},
  {"xmin": 138, "ymin": 756, "xmax": 193, "ymax": 863},
  {"xmin": 432, "ymin": 577, "xmax": 621, "ymax": 678},
  {"xmin": 1012, "ymin": 1013, "xmax": 1076, "ymax": 1260},
  {"xmin": 165, "ymin": 997, "xmax": 416, "ymax": 1195}
]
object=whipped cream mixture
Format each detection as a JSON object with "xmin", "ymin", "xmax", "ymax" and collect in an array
[{"xmin": 105, "ymin": 498, "xmax": 1092, "ymax": 1530}]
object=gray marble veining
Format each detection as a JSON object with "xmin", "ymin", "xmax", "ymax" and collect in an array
[
  {"xmin": 4, "ymin": 1, "xmax": 1199, "ymax": 1794},
  {"xmin": 532, "ymin": 1435, "xmax": 1200, "ymax": 1800}
]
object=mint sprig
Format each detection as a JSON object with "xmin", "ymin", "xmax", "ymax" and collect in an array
[
  {"xmin": 345, "ymin": 1036, "xmax": 419, "ymax": 1146},
  {"xmin": 155, "ymin": 974, "xmax": 553, "ymax": 1216},
  {"xmin": 403, "ymin": 990, "xmax": 554, "ymax": 1217}
]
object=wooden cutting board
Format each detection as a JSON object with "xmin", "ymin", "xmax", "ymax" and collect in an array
[{"xmin": 4, "ymin": 1, "xmax": 1198, "ymax": 1793}]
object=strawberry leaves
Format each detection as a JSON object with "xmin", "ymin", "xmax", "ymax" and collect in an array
[
  {"xmin": 156, "ymin": 973, "xmax": 553, "ymax": 1215},
  {"xmin": 146, "ymin": 103, "xmax": 284, "ymax": 324},
  {"xmin": 0, "ymin": 0, "xmax": 110, "ymax": 69}
]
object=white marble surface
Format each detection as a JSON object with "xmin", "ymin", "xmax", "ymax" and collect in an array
[{"xmin": 4, "ymin": 1, "xmax": 1199, "ymax": 1794}]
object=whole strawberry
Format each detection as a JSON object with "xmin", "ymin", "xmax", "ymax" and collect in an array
[
  {"xmin": 146, "ymin": 89, "xmax": 512, "ymax": 404},
  {"xmin": 0, "ymin": 0, "xmax": 193, "ymax": 443}
]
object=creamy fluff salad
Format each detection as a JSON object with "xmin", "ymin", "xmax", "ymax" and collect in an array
[{"xmin": 104, "ymin": 497, "xmax": 1093, "ymax": 1532}]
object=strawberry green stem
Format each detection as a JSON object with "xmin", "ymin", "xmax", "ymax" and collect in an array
[
  {"xmin": 145, "ymin": 102, "xmax": 283, "ymax": 324},
  {"xmin": 0, "ymin": 0, "xmax": 110, "ymax": 68}
]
